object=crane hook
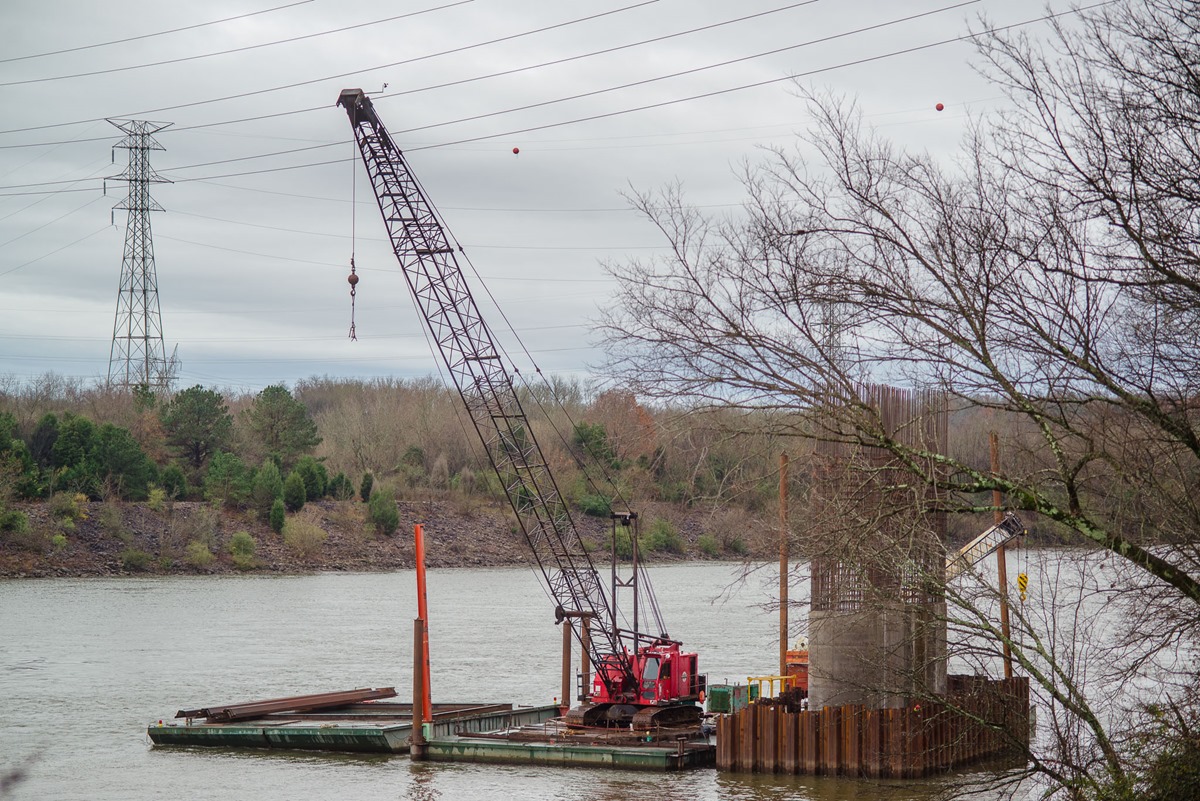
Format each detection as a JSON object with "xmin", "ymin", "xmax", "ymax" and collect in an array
[{"xmin": 348, "ymin": 257, "xmax": 359, "ymax": 341}]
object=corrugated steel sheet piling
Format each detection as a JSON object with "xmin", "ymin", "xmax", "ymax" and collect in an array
[{"xmin": 716, "ymin": 676, "xmax": 1029, "ymax": 776}]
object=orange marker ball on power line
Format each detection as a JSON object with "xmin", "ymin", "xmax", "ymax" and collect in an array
[{"xmin": 935, "ymin": 102, "xmax": 945, "ymax": 111}]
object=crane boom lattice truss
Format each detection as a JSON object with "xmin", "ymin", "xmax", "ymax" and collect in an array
[
  {"xmin": 337, "ymin": 90, "xmax": 635, "ymax": 694},
  {"xmin": 106, "ymin": 118, "xmax": 173, "ymax": 391}
]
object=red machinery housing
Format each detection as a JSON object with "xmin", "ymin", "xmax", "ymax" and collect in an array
[{"xmin": 594, "ymin": 642, "xmax": 703, "ymax": 705}]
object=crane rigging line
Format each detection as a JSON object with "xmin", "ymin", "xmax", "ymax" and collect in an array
[
  {"xmin": 361, "ymin": 131, "xmax": 669, "ymax": 652},
  {"xmin": 415, "ymin": 171, "xmax": 667, "ymax": 637},
  {"xmin": 0, "ymin": 0, "xmax": 314, "ymax": 64},
  {"xmin": 0, "ymin": 0, "xmax": 475, "ymax": 88},
  {"xmin": 404, "ymin": 150, "xmax": 641, "ymax": 538},
  {"xmin": 0, "ymin": 0, "xmax": 661, "ymax": 137},
  {"xmin": 0, "ymin": 2, "xmax": 1110, "ymax": 198}
]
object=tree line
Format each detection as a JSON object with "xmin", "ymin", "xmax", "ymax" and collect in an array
[{"xmin": 0, "ymin": 375, "xmax": 790, "ymax": 548}]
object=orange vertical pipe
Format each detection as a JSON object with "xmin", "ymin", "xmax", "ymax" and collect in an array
[{"xmin": 415, "ymin": 523, "xmax": 432, "ymax": 723}]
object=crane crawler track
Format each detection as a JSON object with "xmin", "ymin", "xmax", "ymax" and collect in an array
[{"xmin": 565, "ymin": 702, "xmax": 702, "ymax": 731}]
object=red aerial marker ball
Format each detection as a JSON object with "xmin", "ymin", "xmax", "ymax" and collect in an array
[
  {"xmin": 512, "ymin": 147, "xmax": 520, "ymax": 155},
  {"xmin": 935, "ymin": 102, "xmax": 945, "ymax": 112}
]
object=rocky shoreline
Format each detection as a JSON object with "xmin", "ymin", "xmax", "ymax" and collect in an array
[{"xmin": 0, "ymin": 497, "xmax": 752, "ymax": 579}]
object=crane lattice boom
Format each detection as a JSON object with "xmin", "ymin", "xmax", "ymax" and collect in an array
[{"xmin": 337, "ymin": 88, "xmax": 637, "ymax": 695}]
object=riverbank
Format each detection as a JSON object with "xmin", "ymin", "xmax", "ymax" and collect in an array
[{"xmin": 0, "ymin": 497, "xmax": 758, "ymax": 578}]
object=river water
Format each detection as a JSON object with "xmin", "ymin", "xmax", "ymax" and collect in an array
[{"xmin": 2, "ymin": 563, "xmax": 997, "ymax": 801}]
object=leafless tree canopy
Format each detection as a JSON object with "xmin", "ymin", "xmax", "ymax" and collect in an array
[
  {"xmin": 600, "ymin": 1, "xmax": 1200, "ymax": 797},
  {"xmin": 601, "ymin": 0, "xmax": 1199, "ymax": 595}
]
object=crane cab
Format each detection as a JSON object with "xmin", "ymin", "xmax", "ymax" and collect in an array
[{"xmin": 591, "ymin": 641, "xmax": 704, "ymax": 705}]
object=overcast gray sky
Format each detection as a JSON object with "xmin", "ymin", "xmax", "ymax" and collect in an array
[{"xmin": 0, "ymin": 0, "xmax": 1069, "ymax": 393}]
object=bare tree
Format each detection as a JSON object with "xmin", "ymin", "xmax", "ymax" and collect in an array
[{"xmin": 599, "ymin": 0, "xmax": 1200, "ymax": 796}]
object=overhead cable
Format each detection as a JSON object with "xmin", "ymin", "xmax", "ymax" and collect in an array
[
  {"xmin": 0, "ymin": 0, "xmax": 314, "ymax": 64},
  {"xmin": 0, "ymin": 3, "xmax": 1108, "ymax": 196},
  {"xmin": 0, "ymin": 0, "xmax": 474, "ymax": 88},
  {"xmin": 0, "ymin": 0, "xmax": 660, "ymax": 137}
]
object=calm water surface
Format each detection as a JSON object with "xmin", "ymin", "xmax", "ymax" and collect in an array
[{"xmin": 1, "ymin": 564, "xmax": 986, "ymax": 800}]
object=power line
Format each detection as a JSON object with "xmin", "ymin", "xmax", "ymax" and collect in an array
[
  {"xmin": 156, "ymin": 230, "xmax": 648, "ymax": 271},
  {"xmin": 0, "ymin": 322, "xmax": 580, "ymax": 342},
  {"xmin": 0, "ymin": 1, "xmax": 828, "ymax": 173},
  {"xmin": 0, "ymin": 0, "xmax": 956, "ymax": 192},
  {"xmin": 0, "ymin": 192, "xmax": 107, "ymax": 248},
  {"xmin": 0, "ymin": 156, "xmax": 111, "ymax": 220},
  {"xmin": 187, "ymin": 177, "xmax": 732, "ymax": 212},
  {"xmin": 3, "ymin": 0, "xmax": 1030, "ymax": 174},
  {"xmin": 397, "ymin": 0, "xmax": 980, "ymax": 139},
  {"xmin": 0, "ymin": 0, "xmax": 313, "ymax": 64},
  {"xmin": 170, "ymin": 209, "xmax": 653, "ymax": 255},
  {"xmin": 0, "ymin": 3, "xmax": 1105, "ymax": 197},
  {"xmin": 405, "ymin": 1, "xmax": 1109, "ymax": 153},
  {"xmin": 204, "ymin": 2, "xmax": 1080, "ymax": 165},
  {"xmin": 0, "ymin": 224, "xmax": 110, "ymax": 278},
  {"xmin": 0, "ymin": 0, "xmax": 474, "ymax": 88},
  {"xmin": 158, "ymin": 0, "xmax": 826, "ymax": 139},
  {"xmin": 0, "ymin": 0, "xmax": 662, "ymax": 138}
]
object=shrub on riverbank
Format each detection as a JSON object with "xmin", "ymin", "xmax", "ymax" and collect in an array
[
  {"xmin": 283, "ymin": 515, "xmax": 326, "ymax": 559},
  {"xmin": 368, "ymin": 486, "xmax": 399, "ymax": 536},
  {"xmin": 228, "ymin": 531, "xmax": 257, "ymax": 570}
]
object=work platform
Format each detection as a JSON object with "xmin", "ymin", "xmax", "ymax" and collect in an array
[
  {"xmin": 418, "ymin": 720, "xmax": 716, "ymax": 771},
  {"xmin": 148, "ymin": 688, "xmax": 559, "ymax": 754}
]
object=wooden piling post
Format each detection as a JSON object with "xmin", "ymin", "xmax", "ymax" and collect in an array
[
  {"xmin": 716, "ymin": 714, "xmax": 730, "ymax": 770},
  {"xmin": 714, "ymin": 676, "xmax": 1030, "ymax": 778},
  {"xmin": 782, "ymin": 710, "xmax": 798, "ymax": 774},
  {"xmin": 740, "ymin": 705, "xmax": 755, "ymax": 772}
]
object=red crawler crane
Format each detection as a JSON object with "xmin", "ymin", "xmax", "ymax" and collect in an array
[{"xmin": 336, "ymin": 89, "xmax": 703, "ymax": 729}]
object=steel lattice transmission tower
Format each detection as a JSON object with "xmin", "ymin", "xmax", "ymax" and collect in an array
[{"xmin": 106, "ymin": 118, "xmax": 175, "ymax": 391}]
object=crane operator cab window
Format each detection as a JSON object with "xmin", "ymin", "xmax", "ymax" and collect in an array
[{"xmin": 642, "ymin": 657, "xmax": 661, "ymax": 700}]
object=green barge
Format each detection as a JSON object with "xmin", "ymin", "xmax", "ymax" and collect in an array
[{"xmin": 148, "ymin": 688, "xmax": 559, "ymax": 755}]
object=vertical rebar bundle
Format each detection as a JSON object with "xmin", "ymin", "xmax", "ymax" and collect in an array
[
  {"xmin": 807, "ymin": 383, "xmax": 950, "ymax": 709},
  {"xmin": 810, "ymin": 383, "xmax": 949, "ymax": 612},
  {"xmin": 107, "ymin": 118, "xmax": 172, "ymax": 391}
]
